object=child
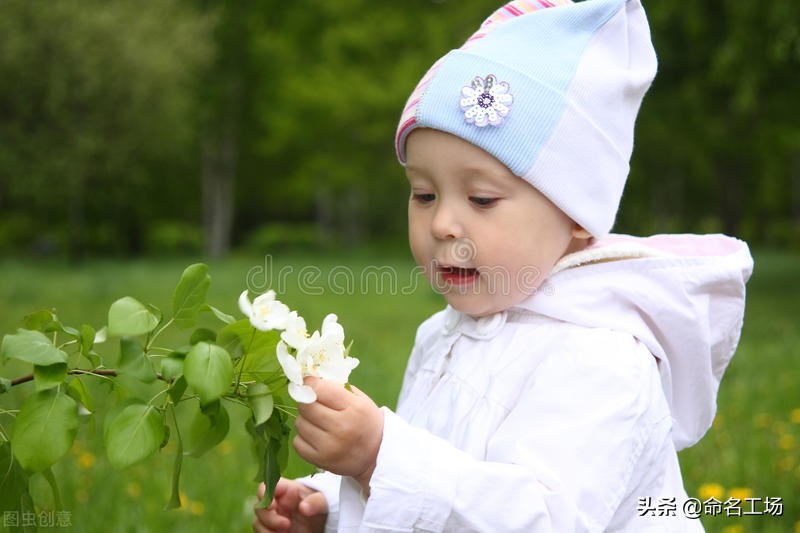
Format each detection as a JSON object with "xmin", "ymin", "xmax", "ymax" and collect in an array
[{"xmin": 254, "ymin": 0, "xmax": 753, "ymax": 531}]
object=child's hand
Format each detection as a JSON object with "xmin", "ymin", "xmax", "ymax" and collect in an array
[
  {"xmin": 252, "ymin": 478, "xmax": 327, "ymax": 533},
  {"xmin": 294, "ymin": 377, "xmax": 384, "ymax": 492}
]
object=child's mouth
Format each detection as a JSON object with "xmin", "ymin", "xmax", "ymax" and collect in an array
[{"xmin": 438, "ymin": 265, "xmax": 480, "ymax": 285}]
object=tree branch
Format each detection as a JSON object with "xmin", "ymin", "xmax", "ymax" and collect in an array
[{"xmin": 10, "ymin": 368, "xmax": 121, "ymax": 388}]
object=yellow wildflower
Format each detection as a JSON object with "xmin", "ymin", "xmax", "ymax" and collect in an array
[
  {"xmin": 216, "ymin": 440, "xmax": 233, "ymax": 456},
  {"xmin": 722, "ymin": 526, "xmax": 743, "ymax": 533},
  {"xmin": 77, "ymin": 451, "xmax": 95, "ymax": 469},
  {"xmin": 790, "ymin": 408, "xmax": 800, "ymax": 425},
  {"xmin": 753, "ymin": 413, "xmax": 771, "ymax": 428},
  {"xmin": 778, "ymin": 434, "xmax": 795, "ymax": 451},
  {"xmin": 698, "ymin": 482, "xmax": 725, "ymax": 501},
  {"xmin": 778, "ymin": 455, "xmax": 795, "ymax": 473},
  {"xmin": 727, "ymin": 487, "xmax": 753, "ymax": 501},
  {"xmin": 127, "ymin": 482, "xmax": 141, "ymax": 499},
  {"xmin": 189, "ymin": 501, "xmax": 205, "ymax": 516}
]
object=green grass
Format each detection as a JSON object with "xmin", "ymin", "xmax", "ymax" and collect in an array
[{"xmin": 0, "ymin": 249, "xmax": 798, "ymax": 532}]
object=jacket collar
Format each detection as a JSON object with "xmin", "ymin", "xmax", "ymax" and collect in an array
[{"xmin": 441, "ymin": 305, "xmax": 507, "ymax": 340}]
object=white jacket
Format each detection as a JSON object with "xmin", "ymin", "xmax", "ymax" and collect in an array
[{"xmin": 302, "ymin": 234, "xmax": 753, "ymax": 532}]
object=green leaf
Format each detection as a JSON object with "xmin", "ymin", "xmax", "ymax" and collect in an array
[
  {"xmin": 33, "ymin": 363, "xmax": 67, "ymax": 391},
  {"xmin": 160, "ymin": 357, "xmax": 184, "ymax": 381},
  {"xmin": 236, "ymin": 347, "xmax": 283, "ymax": 384},
  {"xmin": 1, "ymin": 329, "xmax": 68, "ymax": 366},
  {"xmin": 0, "ymin": 442, "xmax": 33, "ymax": 520},
  {"xmin": 22, "ymin": 310, "xmax": 58, "ymax": 332},
  {"xmin": 79, "ymin": 324, "xmax": 95, "ymax": 354},
  {"xmin": 0, "ymin": 377, "xmax": 11, "ymax": 394},
  {"xmin": 217, "ymin": 319, "xmax": 257, "ymax": 358},
  {"xmin": 172, "ymin": 263, "xmax": 211, "ymax": 329},
  {"xmin": 118, "ymin": 337, "xmax": 156, "ymax": 383},
  {"xmin": 67, "ymin": 378, "xmax": 95, "ymax": 413},
  {"xmin": 183, "ymin": 342, "xmax": 233, "ymax": 405},
  {"xmin": 165, "ymin": 406, "xmax": 183, "ymax": 510},
  {"xmin": 22, "ymin": 310, "xmax": 82, "ymax": 340},
  {"xmin": 167, "ymin": 376, "xmax": 188, "ymax": 404},
  {"xmin": 11, "ymin": 390, "xmax": 78, "ymax": 472},
  {"xmin": 246, "ymin": 419, "xmax": 268, "ymax": 500},
  {"xmin": 104, "ymin": 403, "xmax": 166, "ymax": 469},
  {"xmin": 41, "ymin": 467, "xmax": 62, "ymax": 510},
  {"xmin": 263, "ymin": 437, "xmax": 281, "ymax": 505},
  {"xmin": 185, "ymin": 400, "xmax": 230, "ymax": 457},
  {"xmin": 107, "ymin": 297, "xmax": 160, "ymax": 337},
  {"xmin": 219, "ymin": 320, "xmax": 282, "ymax": 381},
  {"xmin": 189, "ymin": 327, "xmax": 217, "ymax": 345},
  {"xmin": 264, "ymin": 408, "xmax": 291, "ymax": 443},
  {"xmin": 247, "ymin": 383, "xmax": 274, "ymax": 426},
  {"xmin": 201, "ymin": 303, "xmax": 235, "ymax": 325},
  {"xmin": 78, "ymin": 324, "xmax": 103, "ymax": 367}
]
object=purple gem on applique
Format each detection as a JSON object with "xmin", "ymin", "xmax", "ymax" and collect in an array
[{"xmin": 459, "ymin": 74, "xmax": 513, "ymax": 127}]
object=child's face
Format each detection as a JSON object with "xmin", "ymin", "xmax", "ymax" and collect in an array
[{"xmin": 405, "ymin": 128, "xmax": 578, "ymax": 317}]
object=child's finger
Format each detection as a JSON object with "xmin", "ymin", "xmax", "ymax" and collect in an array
[
  {"xmin": 303, "ymin": 377, "xmax": 350, "ymax": 410},
  {"xmin": 298, "ymin": 491, "xmax": 328, "ymax": 517},
  {"xmin": 253, "ymin": 507, "xmax": 290, "ymax": 532}
]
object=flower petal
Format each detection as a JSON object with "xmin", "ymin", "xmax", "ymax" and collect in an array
[
  {"xmin": 283, "ymin": 311, "xmax": 307, "ymax": 339},
  {"xmin": 238, "ymin": 290, "xmax": 253, "ymax": 317},
  {"xmin": 289, "ymin": 383, "xmax": 317, "ymax": 403},
  {"xmin": 276, "ymin": 341, "xmax": 303, "ymax": 384},
  {"xmin": 318, "ymin": 362, "xmax": 350, "ymax": 384},
  {"xmin": 322, "ymin": 314, "xmax": 345, "ymax": 344},
  {"xmin": 252, "ymin": 290, "xmax": 276, "ymax": 306},
  {"xmin": 263, "ymin": 301, "xmax": 291, "ymax": 330}
]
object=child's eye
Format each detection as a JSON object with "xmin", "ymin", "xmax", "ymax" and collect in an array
[
  {"xmin": 470, "ymin": 197, "xmax": 498, "ymax": 207},
  {"xmin": 412, "ymin": 193, "xmax": 436, "ymax": 204}
]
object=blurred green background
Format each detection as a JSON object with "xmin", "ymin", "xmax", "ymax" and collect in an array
[
  {"xmin": 1, "ymin": 0, "xmax": 798, "ymax": 532},
  {"xmin": 1, "ymin": 0, "xmax": 799, "ymax": 258}
]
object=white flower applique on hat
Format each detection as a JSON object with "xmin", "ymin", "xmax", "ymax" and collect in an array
[{"xmin": 459, "ymin": 74, "xmax": 513, "ymax": 127}]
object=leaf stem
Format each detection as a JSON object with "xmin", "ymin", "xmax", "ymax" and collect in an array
[
  {"xmin": 146, "ymin": 318, "xmax": 175, "ymax": 352},
  {"xmin": 235, "ymin": 328, "xmax": 258, "ymax": 392},
  {"xmin": 147, "ymin": 387, "xmax": 171, "ymax": 409},
  {"xmin": 57, "ymin": 339, "xmax": 78, "ymax": 350},
  {"xmin": 273, "ymin": 403, "xmax": 297, "ymax": 419}
]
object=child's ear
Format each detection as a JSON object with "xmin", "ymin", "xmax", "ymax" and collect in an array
[{"xmin": 571, "ymin": 226, "xmax": 591, "ymax": 240}]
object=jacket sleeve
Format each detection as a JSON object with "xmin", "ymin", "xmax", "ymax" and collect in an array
[{"xmin": 358, "ymin": 332, "xmax": 673, "ymax": 532}]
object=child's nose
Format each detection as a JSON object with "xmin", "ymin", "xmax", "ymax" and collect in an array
[{"xmin": 431, "ymin": 203, "xmax": 463, "ymax": 240}]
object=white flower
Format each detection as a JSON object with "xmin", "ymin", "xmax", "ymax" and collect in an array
[
  {"xmin": 459, "ymin": 74, "xmax": 513, "ymax": 127},
  {"xmin": 277, "ymin": 340, "xmax": 316, "ymax": 403},
  {"xmin": 276, "ymin": 313, "xmax": 360, "ymax": 403},
  {"xmin": 280, "ymin": 311, "xmax": 308, "ymax": 350},
  {"xmin": 238, "ymin": 290, "xmax": 290, "ymax": 331}
]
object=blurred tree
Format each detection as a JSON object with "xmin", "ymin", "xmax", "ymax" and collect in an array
[
  {"xmin": 236, "ymin": 0, "xmax": 491, "ymax": 248},
  {"xmin": 195, "ymin": 0, "xmax": 251, "ymax": 258},
  {"xmin": 1, "ymin": 0, "xmax": 798, "ymax": 256},
  {"xmin": 0, "ymin": 0, "xmax": 213, "ymax": 259},
  {"xmin": 625, "ymin": 0, "xmax": 800, "ymax": 243}
]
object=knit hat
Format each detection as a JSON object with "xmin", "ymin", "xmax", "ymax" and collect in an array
[{"xmin": 395, "ymin": 0, "xmax": 657, "ymax": 237}]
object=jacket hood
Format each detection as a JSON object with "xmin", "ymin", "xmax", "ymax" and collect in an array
[{"xmin": 514, "ymin": 234, "xmax": 753, "ymax": 450}]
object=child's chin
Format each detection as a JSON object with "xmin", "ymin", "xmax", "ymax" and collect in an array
[
  {"xmin": 444, "ymin": 291, "xmax": 531, "ymax": 318},
  {"xmin": 444, "ymin": 296, "xmax": 501, "ymax": 318}
]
